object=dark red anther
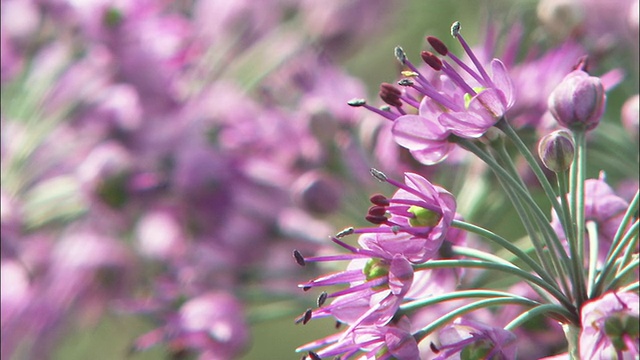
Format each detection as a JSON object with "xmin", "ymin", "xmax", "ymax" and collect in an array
[
  {"xmin": 365, "ymin": 214, "xmax": 388, "ymax": 224},
  {"xmin": 421, "ymin": 51, "xmax": 443, "ymax": 71},
  {"xmin": 381, "ymin": 82, "xmax": 402, "ymax": 96},
  {"xmin": 303, "ymin": 308, "xmax": 313, "ymax": 325},
  {"xmin": 369, "ymin": 194, "xmax": 390, "ymax": 206},
  {"xmin": 379, "ymin": 83, "xmax": 403, "ymax": 108},
  {"xmin": 302, "ymin": 285, "xmax": 311, "ymax": 291},
  {"xmin": 335, "ymin": 321, "xmax": 342, "ymax": 329},
  {"xmin": 293, "ymin": 250, "xmax": 306, "ymax": 266},
  {"xmin": 427, "ymin": 36, "xmax": 448, "ymax": 56},
  {"xmin": 317, "ymin": 291, "xmax": 328, "ymax": 307},
  {"xmin": 308, "ymin": 351, "xmax": 322, "ymax": 360},
  {"xmin": 430, "ymin": 342, "xmax": 440, "ymax": 354},
  {"xmin": 368, "ymin": 205, "xmax": 387, "ymax": 216}
]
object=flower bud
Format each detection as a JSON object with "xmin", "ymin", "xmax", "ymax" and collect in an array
[
  {"xmin": 538, "ymin": 130, "xmax": 575, "ymax": 173},
  {"xmin": 292, "ymin": 170, "xmax": 342, "ymax": 215},
  {"xmin": 548, "ymin": 70, "xmax": 605, "ymax": 131}
]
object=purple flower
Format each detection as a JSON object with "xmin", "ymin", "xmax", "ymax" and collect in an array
[
  {"xmin": 580, "ymin": 292, "xmax": 639, "ymax": 359},
  {"xmin": 297, "ymin": 316, "xmax": 419, "ymax": 360},
  {"xmin": 350, "ymin": 171, "xmax": 457, "ymax": 263},
  {"xmin": 352, "ymin": 22, "xmax": 514, "ymax": 165},
  {"xmin": 548, "ymin": 69, "xmax": 606, "ymax": 131},
  {"xmin": 431, "ymin": 318, "xmax": 518, "ymax": 360},
  {"xmin": 296, "ymin": 250, "xmax": 414, "ymax": 332}
]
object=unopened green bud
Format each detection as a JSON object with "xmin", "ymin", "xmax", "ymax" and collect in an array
[{"xmin": 538, "ymin": 130, "xmax": 575, "ymax": 173}]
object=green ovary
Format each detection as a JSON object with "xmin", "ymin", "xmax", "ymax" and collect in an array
[
  {"xmin": 408, "ymin": 205, "xmax": 441, "ymax": 227},
  {"xmin": 464, "ymin": 86, "xmax": 486, "ymax": 108}
]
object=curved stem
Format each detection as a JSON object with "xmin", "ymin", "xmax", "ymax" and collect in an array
[
  {"xmin": 413, "ymin": 259, "xmax": 575, "ymax": 312},
  {"xmin": 495, "ymin": 119, "xmax": 570, "ymax": 247},
  {"xmin": 451, "ymin": 245, "xmax": 518, "ymax": 267},
  {"xmin": 504, "ymin": 304, "xmax": 576, "ymax": 331},
  {"xmin": 399, "ymin": 289, "xmax": 532, "ymax": 315},
  {"xmin": 605, "ymin": 258, "xmax": 640, "ymax": 292},
  {"xmin": 493, "ymin": 141, "xmax": 570, "ymax": 295},
  {"xmin": 412, "ymin": 297, "xmax": 540, "ymax": 342},
  {"xmin": 593, "ymin": 220, "xmax": 640, "ymax": 297},
  {"xmin": 454, "ymin": 138, "xmax": 572, "ymax": 280},
  {"xmin": 451, "ymin": 220, "xmax": 559, "ymax": 289}
]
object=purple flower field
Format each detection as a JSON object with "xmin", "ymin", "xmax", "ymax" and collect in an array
[{"xmin": 1, "ymin": 0, "xmax": 638, "ymax": 359}]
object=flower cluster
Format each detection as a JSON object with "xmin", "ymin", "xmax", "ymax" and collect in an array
[{"xmin": 297, "ymin": 16, "xmax": 638, "ymax": 360}]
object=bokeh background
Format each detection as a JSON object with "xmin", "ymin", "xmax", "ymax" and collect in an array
[{"xmin": 1, "ymin": 0, "xmax": 638, "ymax": 359}]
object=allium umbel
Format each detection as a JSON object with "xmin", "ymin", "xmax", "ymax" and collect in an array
[
  {"xmin": 548, "ymin": 69, "xmax": 606, "ymax": 131},
  {"xmin": 350, "ymin": 21, "xmax": 514, "ymax": 165},
  {"xmin": 297, "ymin": 18, "xmax": 638, "ymax": 360}
]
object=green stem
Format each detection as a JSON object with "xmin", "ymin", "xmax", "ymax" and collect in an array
[
  {"xmin": 495, "ymin": 120, "xmax": 571, "ymax": 248},
  {"xmin": 413, "ymin": 260, "xmax": 575, "ymax": 312},
  {"xmin": 586, "ymin": 221, "xmax": 600, "ymax": 296},
  {"xmin": 593, "ymin": 220, "xmax": 640, "ymax": 297},
  {"xmin": 504, "ymin": 304, "xmax": 576, "ymax": 331},
  {"xmin": 451, "ymin": 220, "xmax": 559, "ymax": 289},
  {"xmin": 399, "ymin": 289, "xmax": 532, "ymax": 315},
  {"xmin": 451, "ymin": 246, "xmax": 519, "ymax": 267},
  {"xmin": 454, "ymin": 138, "xmax": 573, "ymax": 280},
  {"xmin": 571, "ymin": 129, "xmax": 589, "ymax": 306},
  {"xmin": 606, "ymin": 258, "xmax": 640, "ymax": 292},
  {"xmin": 621, "ymin": 281, "xmax": 639, "ymax": 292},
  {"xmin": 493, "ymin": 141, "xmax": 570, "ymax": 293},
  {"xmin": 557, "ymin": 168, "xmax": 582, "ymax": 303},
  {"xmin": 412, "ymin": 297, "xmax": 539, "ymax": 342},
  {"xmin": 564, "ymin": 323, "xmax": 581, "ymax": 360}
]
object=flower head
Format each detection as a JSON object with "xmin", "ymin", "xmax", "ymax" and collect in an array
[
  {"xmin": 352, "ymin": 21, "xmax": 514, "ymax": 165},
  {"xmin": 580, "ymin": 292, "xmax": 640, "ymax": 359},
  {"xmin": 297, "ymin": 316, "xmax": 419, "ymax": 360}
]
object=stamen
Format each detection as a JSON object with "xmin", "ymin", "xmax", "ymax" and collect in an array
[
  {"xmin": 368, "ymin": 205, "xmax": 387, "ymax": 216},
  {"xmin": 307, "ymin": 351, "xmax": 321, "ymax": 360},
  {"xmin": 421, "ymin": 51, "xmax": 443, "ymax": 70},
  {"xmin": 379, "ymin": 83, "xmax": 403, "ymax": 108},
  {"xmin": 451, "ymin": 21, "xmax": 461, "ymax": 38},
  {"xmin": 450, "ymin": 21, "xmax": 493, "ymax": 86},
  {"xmin": 317, "ymin": 291, "xmax": 328, "ymax": 307},
  {"xmin": 296, "ymin": 308, "xmax": 313, "ymax": 324},
  {"xmin": 394, "ymin": 46, "xmax": 407, "ymax": 64},
  {"xmin": 293, "ymin": 250, "xmax": 306, "ymax": 266},
  {"xmin": 370, "ymin": 168, "xmax": 388, "ymax": 182},
  {"xmin": 399, "ymin": 77, "xmax": 462, "ymax": 112},
  {"xmin": 348, "ymin": 99, "xmax": 398, "ymax": 121},
  {"xmin": 347, "ymin": 98, "xmax": 366, "ymax": 107},
  {"xmin": 401, "ymin": 70, "xmax": 419, "ymax": 77},
  {"xmin": 370, "ymin": 194, "xmax": 390, "ymax": 206},
  {"xmin": 430, "ymin": 342, "xmax": 440, "ymax": 354},
  {"xmin": 335, "ymin": 321, "xmax": 342, "ymax": 329},
  {"xmin": 427, "ymin": 36, "xmax": 449, "ymax": 56},
  {"xmin": 365, "ymin": 215, "xmax": 388, "ymax": 224},
  {"xmin": 336, "ymin": 227, "xmax": 354, "ymax": 238}
]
